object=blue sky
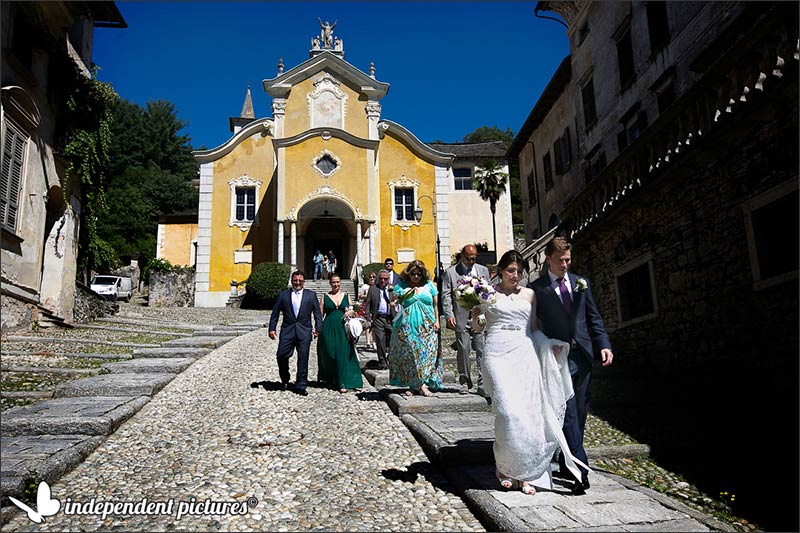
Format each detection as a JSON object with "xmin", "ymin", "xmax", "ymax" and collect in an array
[{"xmin": 93, "ymin": 2, "xmax": 570, "ymax": 150}]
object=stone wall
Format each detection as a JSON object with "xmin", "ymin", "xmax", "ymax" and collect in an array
[
  {"xmin": 111, "ymin": 259, "xmax": 141, "ymax": 292},
  {"xmin": 0, "ymin": 294, "xmax": 34, "ymax": 333},
  {"xmin": 572, "ymin": 110, "xmax": 798, "ymax": 372},
  {"xmin": 73, "ymin": 282, "xmax": 118, "ymax": 323},
  {"xmin": 148, "ymin": 270, "xmax": 195, "ymax": 307}
]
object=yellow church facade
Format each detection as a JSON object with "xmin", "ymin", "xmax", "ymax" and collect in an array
[{"xmin": 190, "ymin": 34, "xmax": 513, "ymax": 307}]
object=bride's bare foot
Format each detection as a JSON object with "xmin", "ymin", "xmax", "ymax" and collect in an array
[{"xmin": 521, "ymin": 482, "xmax": 536, "ymax": 495}]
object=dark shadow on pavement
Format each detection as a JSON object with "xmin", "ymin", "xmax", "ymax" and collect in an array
[
  {"xmin": 249, "ymin": 380, "xmax": 285, "ymax": 391},
  {"xmin": 355, "ymin": 391, "xmax": 383, "ymax": 402},
  {"xmin": 381, "ymin": 461, "xmax": 458, "ymax": 496}
]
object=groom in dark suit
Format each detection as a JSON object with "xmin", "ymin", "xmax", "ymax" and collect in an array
[
  {"xmin": 529, "ymin": 237, "xmax": 613, "ymax": 495},
  {"xmin": 268, "ymin": 270, "xmax": 323, "ymax": 396}
]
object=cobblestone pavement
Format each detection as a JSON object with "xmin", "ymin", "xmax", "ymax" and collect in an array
[
  {"xmin": 1, "ymin": 301, "xmax": 760, "ymax": 532},
  {"xmin": 3, "ymin": 323, "xmax": 484, "ymax": 532}
]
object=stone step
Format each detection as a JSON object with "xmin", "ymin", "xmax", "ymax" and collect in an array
[
  {"xmin": 74, "ymin": 324, "xmax": 193, "ymax": 337},
  {"xmin": 401, "ymin": 411, "xmax": 495, "ymax": 466},
  {"xmin": 132, "ymin": 347, "xmax": 212, "ymax": 359},
  {"xmin": 0, "ymin": 351, "xmax": 133, "ymax": 360},
  {"xmin": 0, "ymin": 434, "xmax": 105, "ymax": 499},
  {"xmin": 53, "ymin": 373, "xmax": 175, "ymax": 398},
  {"xmin": 3, "ymin": 336, "xmax": 159, "ymax": 348},
  {"xmin": 0, "ymin": 390, "xmax": 53, "ymax": 400},
  {"xmin": 363, "ymin": 368, "xmax": 457, "ymax": 388},
  {"xmin": 192, "ymin": 329, "xmax": 251, "ymax": 336},
  {"xmin": 382, "ymin": 389, "xmax": 491, "ymax": 416},
  {"xmin": 96, "ymin": 317, "xmax": 197, "ymax": 330},
  {"xmin": 401, "ymin": 411, "xmax": 652, "ymax": 467},
  {"xmin": 101, "ymin": 358, "xmax": 195, "ymax": 374},
  {"xmin": 161, "ymin": 336, "xmax": 233, "ymax": 349},
  {"xmin": 0, "ymin": 366, "xmax": 98, "ymax": 376},
  {"xmin": 1, "ymin": 396, "xmax": 150, "ymax": 436}
]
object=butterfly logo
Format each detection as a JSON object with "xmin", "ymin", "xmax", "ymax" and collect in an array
[{"xmin": 8, "ymin": 481, "xmax": 61, "ymax": 523}]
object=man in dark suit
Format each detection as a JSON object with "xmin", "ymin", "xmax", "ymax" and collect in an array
[
  {"xmin": 268, "ymin": 270, "xmax": 323, "ymax": 396},
  {"xmin": 364, "ymin": 269, "xmax": 394, "ymax": 370},
  {"xmin": 529, "ymin": 237, "xmax": 614, "ymax": 495},
  {"xmin": 383, "ymin": 257, "xmax": 400, "ymax": 286}
]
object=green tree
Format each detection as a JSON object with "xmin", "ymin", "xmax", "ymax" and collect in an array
[
  {"xmin": 108, "ymin": 99, "xmax": 196, "ymax": 178},
  {"xmin": 463, "ymin": 126, "xmax": 522, "ymax": 225},
  {"xmin": 463, "ymin": 126, "xmax": 514, "ymax": 145},
  {"xmin": 98, "ymin": 99, "xmax": 198, "ymax": 262},
  {"xmin": 473, "ymin": 158, "xmax": 509, "ymax": 254}
]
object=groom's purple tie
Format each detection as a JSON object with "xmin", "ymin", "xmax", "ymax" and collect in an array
[{"xmin": 557, "ymin": 277, "xmax": 572, "ymax": 314}]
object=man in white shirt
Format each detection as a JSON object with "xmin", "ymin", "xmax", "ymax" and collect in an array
[
  {"xmin": 528, "ymin": 237, "xmax": 613, "ymax": 494},
  {"xmin": 365, "ymin": 269, "xmax": 394, "ymax": 370},
  {"xmin": 268, "ymin": 271, "xmax": 323, "ymax": 395}
]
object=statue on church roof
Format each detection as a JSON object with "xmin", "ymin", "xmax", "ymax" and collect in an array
[{"xmin": 318, "ymin": 18, "xmax": 337, "ymax": 48}]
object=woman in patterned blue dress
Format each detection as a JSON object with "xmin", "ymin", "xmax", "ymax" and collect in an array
[{"xmin": 388, "ymin": 260, "xmax": 442, "ymax": 396}]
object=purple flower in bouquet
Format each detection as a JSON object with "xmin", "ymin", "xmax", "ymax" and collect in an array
[
  {"xmin": 455, "ymin": 275, "xmax": 496, "ymax": 309},
  {"xmin": 455, "ymin": 274, "xmax": 496, "ymax": 326}
]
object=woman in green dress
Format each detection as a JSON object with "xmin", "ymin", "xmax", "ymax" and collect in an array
[
  {"xmin": 388, "ymin": 260, "xmax": 443, "ymax": 396},
  {"xmin": 317, "ymin": 273, "xmax": 364, "ymax": 393}
]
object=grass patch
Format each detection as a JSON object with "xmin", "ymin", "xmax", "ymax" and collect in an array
[
  {"xmin": 0, "ymin": 371, "xmax": 80, "ymax": 391},
  {"xmin": 0, "ymin": 396, "xmax": 39, "ymax": 411}
]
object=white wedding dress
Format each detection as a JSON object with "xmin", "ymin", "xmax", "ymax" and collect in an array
[{"xmin": 482, "ymin": 291, "xmax": 586, "ymax": 488}]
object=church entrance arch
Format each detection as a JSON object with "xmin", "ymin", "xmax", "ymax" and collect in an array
[{"xmin": 299, "ymin": 199, "xmax": 353, "ymax": 278}]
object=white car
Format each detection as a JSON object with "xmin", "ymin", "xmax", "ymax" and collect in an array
[{"xmin": 90, "ymin": 275, "xmax": 123, "ymax": 301}]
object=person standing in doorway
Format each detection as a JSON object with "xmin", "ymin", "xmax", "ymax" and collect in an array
[
  {"xmin": 528, "ymin": 236, "xmax": 614, "ymax": 495},
  {"xmin": 322, "ymin": 254, "xmax": 330, "ymax": 280},
  {"xmin": 442, "ymin": 244, "xmax": 489, "ymax": 395},
  {"xmin": 328, "ymin": 251, "xmax": 337, "ymax": 277},
  {"xmin": 313, "ymin": 250, "xmax": 324, "ymax": 281}
]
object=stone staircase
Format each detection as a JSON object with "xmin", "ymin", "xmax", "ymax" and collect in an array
[
  {"xmin": 0, "ymin": 318, "xmax": 260, "ymax": 505},
  {"xmin": 304, "ymin": 278, "xmax": 358, "ymax": 301}
]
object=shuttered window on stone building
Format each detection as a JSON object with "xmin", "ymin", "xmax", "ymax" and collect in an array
[
  {"xmin": 1, "ymin": 117, "xmax": 28, "ymax": 233},
  {"xmin": 543, "ymin": 151, "xmax": 553, "ymax": 191}
]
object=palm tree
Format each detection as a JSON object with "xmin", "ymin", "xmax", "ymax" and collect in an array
[{"xmin": 473, "ymin": 158, "xmax": 509, "ymax": 255}]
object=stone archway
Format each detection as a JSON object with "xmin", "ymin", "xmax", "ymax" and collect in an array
[{"xmin": 298, "ymin": 198, "xmax": 353, "ymax": 278}]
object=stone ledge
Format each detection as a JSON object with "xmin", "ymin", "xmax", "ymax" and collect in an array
[
  {"xmin": 132, "ymin": 347, "xmax": 212, "ymax": 359},
  {"xmin": 383, "ymin": 390, "xmax": 491, "ymax": 416},
  {"xmin": 1, "ymin": 396, "xmax": 150, "ymax": 436},
  {"xmin": 53, "ymin": 373, "xmax": 174, "ymax": 398},
  {"xmin": 161, "ymin": 336, "xmax": 233, "ymax": 348},
  {"xmin": 101, "ymin": 358, "xmax": 195, "ymax": 374},
  {"xmin": 0, "ymin": 434, "xmax": 106, "ymax": 499}
]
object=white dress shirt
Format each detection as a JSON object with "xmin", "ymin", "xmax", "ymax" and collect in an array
[{"xmin": 292, "ymin": 290, "xmax": 303, "ymax": 316}]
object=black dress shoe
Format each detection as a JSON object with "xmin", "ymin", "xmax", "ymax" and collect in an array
[
  {"xmin": 569, "ymin": 480, "xmax": 586, "ymax": 495},
  {"xmin": 290, "ymin": 387, "xmax": 308, "ymax": 396},
  {"xmin": 581, "ymin": 474, "xmax": 590, "ymax": 489}
]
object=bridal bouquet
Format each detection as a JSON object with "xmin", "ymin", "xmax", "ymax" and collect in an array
[{"xmin": 455, "ymin": 275, "xmax": 496, "ymax": 327}]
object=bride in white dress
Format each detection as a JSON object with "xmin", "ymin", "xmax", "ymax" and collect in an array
[{"xmin": 472, "ymin": 250, "xmax": 587, "ymax": 495}]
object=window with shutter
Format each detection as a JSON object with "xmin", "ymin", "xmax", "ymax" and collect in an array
[{"xmin": 1, "ymin": 117, "xmax": 28, "ymax": 232}]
